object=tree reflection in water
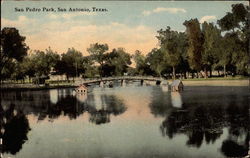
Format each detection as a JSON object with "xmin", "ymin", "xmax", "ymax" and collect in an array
[
  {"xmin": 1, "ymin": 89, "xmax": 127, "ymax": 124},
  {"xmin": 0, "ymin": 89, "xmax": 127, "ymax": 156},
  {"xmin": 149, "ymin": 87, "xmax": 249, "ymax": 157},
  {"xmin": 221, "ymin": 104, "xmax": 249, "ymax": 157},
  {"xmin": 0, "ymin": 103, "xmax": 31, "ymax": 155},
  {"xmin": 87, "ymin": 94, "xmax": 127, "ymax": 125},
  {"xmin": 160, "ymin": 106, "xmax": 224, "ymax": 147}
]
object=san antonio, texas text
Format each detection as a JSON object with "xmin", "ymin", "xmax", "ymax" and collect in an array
[{"xmin": 15, "ymin": 7, "xmax": 108, "ymax": 12}]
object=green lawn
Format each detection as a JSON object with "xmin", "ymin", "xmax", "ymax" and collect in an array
[{"xmin": 182, "ymin": 76, "xmax": 248, "ymax": 81}]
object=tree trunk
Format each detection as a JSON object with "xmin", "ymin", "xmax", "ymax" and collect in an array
[
  {"xmin": 209, "ymin": 67, "xmax": 212, "ymax": 78},
  {"xmin": 67, "ymin": 75, "xmax": 69, "ymax": 82},
  {"xmin": 223, "ymin": 65, "xmax": 226, "ymax": 77},
  {"xmin": 204, "ymin": 67, "xmax": 208, "ymax": 79},
  {"xmin": 184, "ymin": 71, "xmax": 187, "ymax": 79},
  {"xmin": 172, "ymin": 66, "xmax": 176, "ymax": 80},
  {"xmin": 100, "ymin": 63, "xmax": 103, "ymax": 80}
]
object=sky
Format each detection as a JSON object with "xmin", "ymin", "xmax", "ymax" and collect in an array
[{"xmin": 1, "ymin": 1, "xmax": 247, "ymax": 55}]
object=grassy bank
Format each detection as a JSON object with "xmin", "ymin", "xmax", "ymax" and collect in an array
[
  {"xmin": 180, "ymin": 79, "xmax": 249, "ymax": 86},
  {"xmin": 181, "ymin": 76, "xmax": 248, "ymax": 81}
]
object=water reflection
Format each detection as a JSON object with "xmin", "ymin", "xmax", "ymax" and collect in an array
[
  {"xmin": 149, "ymin": 86, "xmax": 249, "ymax": 157},
  {"xmin": 0, "ymin": 86, "xmax": 249, "ymax": 158},
  {"xmin": 170, "ymin": 92, "xmax": 183, "ymax": 108},
  {"xmin": 149, "ymin": 87, "xmax": 172, "ymax": 117},
  {"xmin": 87, "ymin": 94, "xmax": 127, "ymax": 124},
  {"xmin": 221, "ymin": 134, "xmax": 249, "ymax": 157},
  {"xmin": 160, "ymin": 106, "xmax": 224, "ymax": 147},
  {"xmin": 1, "ymin": 89, "xmax": 126, "ymax": 124},
  {"xmin": 0, "ymin": 103, "xmax": 30, "ymax": 155},
  {"xmin": 1, "ymin": 88, "xmax": 127, "ymax": 155}
]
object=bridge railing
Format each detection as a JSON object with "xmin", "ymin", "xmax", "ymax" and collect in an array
[{"xmin": 74, "ymin": 76, "xmax": 166, "ymax": 85}]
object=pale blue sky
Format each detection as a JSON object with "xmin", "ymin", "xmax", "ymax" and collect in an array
[{"xmin": 1, "ymin": 1, "xmax": 247, "ymax": 54}]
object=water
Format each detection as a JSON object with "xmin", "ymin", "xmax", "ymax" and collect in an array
[{"xmin": 1, "ymin": 82, "xmax": 249, "ymax": 158}]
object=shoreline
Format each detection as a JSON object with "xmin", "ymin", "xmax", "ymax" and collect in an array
[
  {"xmin": 0, "ymin": 79, "xmax": 248, "ymax": 91},
  {"xmin": 181, "ymin": 80, "xmax": 249, "ymax": 86},
  {"xmin": 0, "ymin": 84, "xmax": 77, "ymax": 91}
]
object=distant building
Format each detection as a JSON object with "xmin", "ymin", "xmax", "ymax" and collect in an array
[
  {"xmin": 75, "ymin": 84, "xmax": 88, "ymax": 94},
  {"xmin": 171, "ymin": 80, "xmax": 184, "ymax": 92}
]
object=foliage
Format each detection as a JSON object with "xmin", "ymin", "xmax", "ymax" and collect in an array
[
  {"xmin": 87, "ymin": 43, "xmax": 109, "ymax": 77},
  {"xmin": 156, "ymin": 27, "xmax": 188, "ymax": 78},
  {"xmin": 146, "ymin": 48, "xmax": 166, "ymax": 77},
  {"xmin": 183, "ymin": 19, "xmax": 204, "ymax": 72},
  {"xmin": 201, "ymin": 22, "xmax": 221, "ymax": 77},
  {"xmin": 1, "ymin": 3, "xmax": 249, "ymax": 82},
  {"xmin": 217, "ymin": 3, "xmax": 249, "ymax": 75},
  {"xmin": 0, "ymin": 27, "xmax": 29, "ymax": 80},
  {"xmin": 217, "ymin": 3, "xmax": 248, "ymax": 32},
  {"xmin": 57, "ymin": 48, "xmax": 83, "ymax": 78},
  {"xmin": 132, "ymin": 50, "xmax": 153, "ymax": 76},
  {"xmin": 104, "ymin": 48, "xmax": 131, "ymax": 76}
]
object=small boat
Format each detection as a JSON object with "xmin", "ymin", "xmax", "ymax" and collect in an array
[{"xmin": 74, "ymin": 84, "xmax": 88, "ymax": 94}]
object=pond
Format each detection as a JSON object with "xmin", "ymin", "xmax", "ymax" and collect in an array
[{"xmin": 1, "ymin": 82, "xmax": 249, "ymax": 158}]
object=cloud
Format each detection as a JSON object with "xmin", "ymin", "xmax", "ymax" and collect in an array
[
  {"xmin": 142, "ymin": 7, "xmax": 186, "ymax": 16},
  {"xmin": 2, "ymin": 16, "xmax": 157, "ymax": 55},
  {"xmin": 199, "ymin": 15, "xmax": 217, "ymax": 23},
  {"xmin": 48, "ymin": 12, "xmax": 96, "ymax": 20},
  {"xmin": 1, "ymin": 16, "xmax": 38, "ymax": 34},
  {"xmin": 29, "ymin": 22, "xmax": 157, "ymax": 55}
]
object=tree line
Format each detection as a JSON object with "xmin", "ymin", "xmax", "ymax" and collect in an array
[{"xmin": 0, "ymin": 3, "xmax": 249, "ymax": 82}]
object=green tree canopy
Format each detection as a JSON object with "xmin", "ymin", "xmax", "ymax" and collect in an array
[
  {"xmin": 146, "ymin": 48, "xmax": 166, "ymax": 77},
  {"xmin": 156, "ymin": 26, "xmax": 188, "ymax": 79},
  {"xmin": 133, "ymin": 50, "xmax": 152, "ymax": 75},
  {"xmin": 104, "ymin": 48, "xmax": 131, "ymax": 76},
  {"xmin": 201, "ymin": 22, "xmax": 222, "ymax": 77},
  {"xmin": 87, "ymin": 43, "xmax": 109, "ymax": 77},
  {"xmin": 1, "ymin": 27, "xmax": 29, "ymax": 80},
  {"xmin": 183, "ymin": 19, "xmax": 204, "ymax": 72},
  {"xmin": 217, "ymin": 3, "xmax": 248, "ymax": 32},
  {"xmin": 58, "ymin": 48, "xmax": 83, "ymax": 78}
]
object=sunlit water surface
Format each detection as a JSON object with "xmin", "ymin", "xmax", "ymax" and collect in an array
[{"xmin": 1, "ymin": 82, "xmax": 249, "ymax": 158}]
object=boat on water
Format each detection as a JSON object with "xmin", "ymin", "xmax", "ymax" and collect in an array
[{"xmin": 74, "ymin": 84, "xmax": 88, "ymax": 94}]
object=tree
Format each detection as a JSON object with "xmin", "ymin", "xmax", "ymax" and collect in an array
[
  {"xmin": 201, "ymin": 22, "xmax": 221, "ymax": 78},
  {"xmin": 28, "ymin": 48, "xmax": 60, "ymax": 79},
  {"xmin": 1, "ymin": 60, "xmax": 16, "ymax": 81},
  {"xmin": 0, "ymin": 27, "xmax": 29, "ymax": 81},
  {"xmin": 183, "ymin": 19, "xmax": 204, "ymax": 76},
  {"xmin": 58, "ymin": 48, "xmax": 83, "ymax": 80},
  {"xmin": 133, "ymin": 50, "xmax": 152, "ymax": 76},
  {"xmin": 87, "ymin": 43, "xmax": 109, "ymax": 77},
  {"xmin": 146, "ymin": 48, "xmax": 166, "ymax": 77},
  {"xmin": 217, "ymin": 3, "xmax": 249, "ymax": 76},
  {"xmin": 104, "ymin": 48, "xmax": 131, "ymax": 76},
  {"xmin": 217, "ymin": 3, "xmax": 248, "ymax": 32},
  {"xmin": 156, "ymin": 26, "xmax": 188, "ymax": 79},
  {"xmin": 20, "ymin": 57, "xmax": 36, "ymax": 82},
  {"xmin": 81, "ymin": 56, "xmax": 97, "ymax": 78},
  {"xmin": 44, "ymin": 47, "xmax": 60, "ymax": 74}
]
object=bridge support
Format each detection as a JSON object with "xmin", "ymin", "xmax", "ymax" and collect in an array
[
  {"xmin": 140, "ymin": 80, "xmax": 144, "ymax": 85},
  {"xmin": 156, "ymin": 80, "xmax": 161, "ymax": 85},
  {"xmin": 100, "ymin": 81, "xmax": 104, "ymax": 87}
]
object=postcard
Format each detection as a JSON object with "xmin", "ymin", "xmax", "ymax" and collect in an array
[{"xmin": 1, "ymin": 1, "xmax": 249, "ymax": 158}]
